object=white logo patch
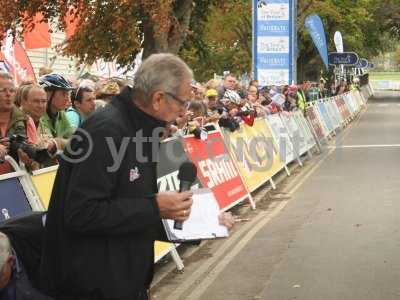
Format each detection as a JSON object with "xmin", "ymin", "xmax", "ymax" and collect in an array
[{"xmin": 129, "ymin": 167, "xmax": 140, "ymax": 182}]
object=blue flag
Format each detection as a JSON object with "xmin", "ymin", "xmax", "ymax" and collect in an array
[{"xmin": 304, "ymin": 14, "xmax": 329, "ymax": 70}]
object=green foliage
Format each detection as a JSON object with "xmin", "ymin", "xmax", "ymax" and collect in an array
[
  {"xmin": 180, "ymin": 0, "xmax": 252, "ymax": 82},
  {"xmin": 298, "ymin": 0, "xmax": 400, "ymax": 81},
  {"xmin": 0, "ymin": 0, "xmax": 399, "ymax": 82}
]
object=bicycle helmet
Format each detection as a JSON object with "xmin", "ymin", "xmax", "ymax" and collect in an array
[
  {"xmin": 223, "ymin": 90, "xmax": 242, "ymax": 105},
  {"xmin": 39, "ymin": 73, "xmax": 74, "ymax": 91}
]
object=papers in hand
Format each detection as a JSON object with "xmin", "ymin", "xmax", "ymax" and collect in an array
[{"xmin": 163, "ymin": 188, "xmax": 229, "ymax": 242}]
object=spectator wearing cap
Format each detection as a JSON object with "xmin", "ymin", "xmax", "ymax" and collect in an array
[
  {"xmin": 217, "ymin": 73, "xmax": 237, "ymax": 100},
  {"xmin": 205, "ymin": 89, "xmax": 218, "ymax": 108},
  {"xmin": 39, "ymin": 74, "xmax": 74, "ymax": 152},
  {"xmin": 66, "ymin": 86, "xmax": 96, "ymax": 129}
]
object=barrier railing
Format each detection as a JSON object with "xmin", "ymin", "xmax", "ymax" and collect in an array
[{"xmin": 0, "ymin": 85, "xmax": 372, "ymax": 270}]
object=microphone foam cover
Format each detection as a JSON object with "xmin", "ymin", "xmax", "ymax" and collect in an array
[{"xmin": 178, "ymin": 161, "xmax": 197, "ymax": 183}]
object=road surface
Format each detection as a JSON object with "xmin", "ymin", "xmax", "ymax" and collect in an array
[{"xmin": 152, "ymin": 91, "xmax": 400, "ymax": 300}]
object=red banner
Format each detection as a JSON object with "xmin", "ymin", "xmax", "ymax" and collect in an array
[
  {"xmin": 183, "ymin": 131, "xmax": 250, "ymax": 210},
  {"xmin": 23, "ymin": 12, "xmax": 51, "ymax": 50},
  {"xmin": 0, "ymin": 40, "xmax": 36, "ymax": 85}
]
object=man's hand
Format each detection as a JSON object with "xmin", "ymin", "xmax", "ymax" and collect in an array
[
  {"xmin": 156, "ymin": 191, "xmax": 193, "ymax": 222},
  {"xmin": 218, "ymin": 212, "xmax": 236, "ymax": 229}
]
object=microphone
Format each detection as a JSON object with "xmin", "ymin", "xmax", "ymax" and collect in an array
[{"xmin": 174, "ymin": 161, "xmax": 197, "ymax": 230}]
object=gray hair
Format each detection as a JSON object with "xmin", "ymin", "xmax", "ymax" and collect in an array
[
  {"xmin": 0, "ymin": 233, "xmax": 11, "ymax": 271},
  {"xmin": 134, "ymin": 53, "xmax": 193, "ymax": 104},
  {"xmin": 0, "ymin": 72, "xmax": 13, "ymax": 81}
]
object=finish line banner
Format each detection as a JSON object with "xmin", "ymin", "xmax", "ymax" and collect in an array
[{"xmin": 253, "ymin": 0, "xmax": 297, "ymax": 86}]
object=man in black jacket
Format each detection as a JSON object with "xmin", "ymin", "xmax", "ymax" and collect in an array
[{"xmin": 40, "ymin": 54, "xmax": 195, "ymax": 300}]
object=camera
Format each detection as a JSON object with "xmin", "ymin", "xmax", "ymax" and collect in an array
[
  {"xmin": 8, "ymin": 134, "xmax": 52, "ymax": 164},
  {"xmin": 218, "ymin": 117, "xmax": 240, "ymax": 132}
]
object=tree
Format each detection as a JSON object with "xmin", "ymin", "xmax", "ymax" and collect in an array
[
  {"xmin": 297, "ymin": 0, "xmax": 400, "ymax": 81},
  {"xmin": 180, "ymin": 0, "xmax": 252, "ymax": 82},
  {"xmin": 0, "ymin": 0, "xmax": 197, "ymax": 67}
]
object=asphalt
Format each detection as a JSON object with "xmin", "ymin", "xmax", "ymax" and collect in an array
[{"xmin": 153, "ymin": 91, "xmax": 400, "ymax": 300}]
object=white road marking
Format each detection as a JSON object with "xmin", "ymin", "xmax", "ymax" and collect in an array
[
  {"xmin": 167, "ymin": 147, "xmax": 337, "ymax": 300},
  {"xmin": 331, "ymin": 144, "xmax": 400, "ymax": 149},
  {"xmin": 164, "ymin": 106, "xmax": 366, "ymax": 300}
]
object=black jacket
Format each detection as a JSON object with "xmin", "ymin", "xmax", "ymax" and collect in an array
[
  {"xmin": 40, "ymin": 87, "xmax": 167, "ymax": 299},
  {"xmin": 0, "ymin": 212, "xmax": 52, "ymax": 300}
]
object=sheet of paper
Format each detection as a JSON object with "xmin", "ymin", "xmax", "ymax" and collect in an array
[{"xmin": 163, "ymin": 188, "xmax": 229, "ymax": 242}]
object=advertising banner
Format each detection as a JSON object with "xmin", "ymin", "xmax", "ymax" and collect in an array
[
  {"xmin": 317, "ymin": 102, "xmax": 334, "ymax": 133},
  {"xmin": 343, "ymin": 93, "xmax": 357, "ymax": 115},
  {"xmin": 352, "ymin": 91, "xmax": 365, "ymax": 108},
  {"xmin": 328, "ymin": 100, "xmax": 342, "ymax": 129},
  {"xmin": 157, "ymin": 138, "xmax": 202, "ymax": 192},
  {"xmin": 183, "ymin": 131, "xmax": 250, "ymax": 210},
  {"xmin": 266, "ymin": 114, "xmax": 295, "ymax": 164},
  {"xmin": 0, "ymin": 37, "xmax": 36, "ymax": 85},
  {"xmin": 0, "ymin": 178, "xmax": 32, "ymax": 221},
  {"xmin": 222, "ymin": 119, "xmax": 284, "ymax": 192},
  {"xmin": 335, "ymin": 97, "xmax": 351, "ymax": 121},
  {"xmin": 31, "ymin": 167, "xmax": 58, "ymax": 209},
  {"xmin": 328, "ymin": 52, "xmax": 359, "ymax": 66},
  {"xmin": 330, "ymin": 99, "xmax": 344, "ymax": 125},
  {"xmin": 280, "ymin": 112, "xmax": 308, "ymax": 155},
  {"xmin": 355, "ymin": 58, "xmax": 369, "ymax": 69},
  {"xmin": 253, "ymin": 0, "xmax": 296, "ymax": 86},
  {"xmin": 304, "ymin": 14, "xmax": 329, "ymax": 70},
  {"xmin": 334, "ymin": 31, "xmax": 344, "ymax": 53},
  {"xmin": 306, "ymin": 106, "xmax": 326, "ymax": 141},
  {"xmin": 292, "ymin": 110, "xmax": 316, "ymax": 150}
]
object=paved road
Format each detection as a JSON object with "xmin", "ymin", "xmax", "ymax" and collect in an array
[{"xmin": 153, "ymin": 92, "xmax": 400, "ymax": 300}]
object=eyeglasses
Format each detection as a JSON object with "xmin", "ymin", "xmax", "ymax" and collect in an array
[
  {"xmin": 0, "ymin": 87, "xmax": 16, "ymax": 94},
  {"xmin": 164, "ymin": 92, "xmax": 190, "ymax": 110}
]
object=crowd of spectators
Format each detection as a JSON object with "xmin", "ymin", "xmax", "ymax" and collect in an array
[{"xmin": 0, "ymin": 68, "xmax": 359, "ymax": 175}]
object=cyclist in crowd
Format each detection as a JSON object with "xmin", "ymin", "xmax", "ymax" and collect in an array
[{"xmin": 39, "ymin": 74, "xmax": 74, "ymax": 152}]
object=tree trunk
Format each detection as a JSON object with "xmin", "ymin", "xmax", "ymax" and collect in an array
[{"xmin": 142, "ymin": 0, "xmax": 194, "ymax": 59}]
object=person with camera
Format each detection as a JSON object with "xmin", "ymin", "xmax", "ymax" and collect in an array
[
  {"xmin": 18, "ymin": 83, "xmax": 61, "ymax": 169},
  {"xmin": 0, "ymin": 72, "xmax": 38, "ymax": 175},
  {"xmin": 39, "ymin": 74, "xmax": 74, "ymax": 152}
]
